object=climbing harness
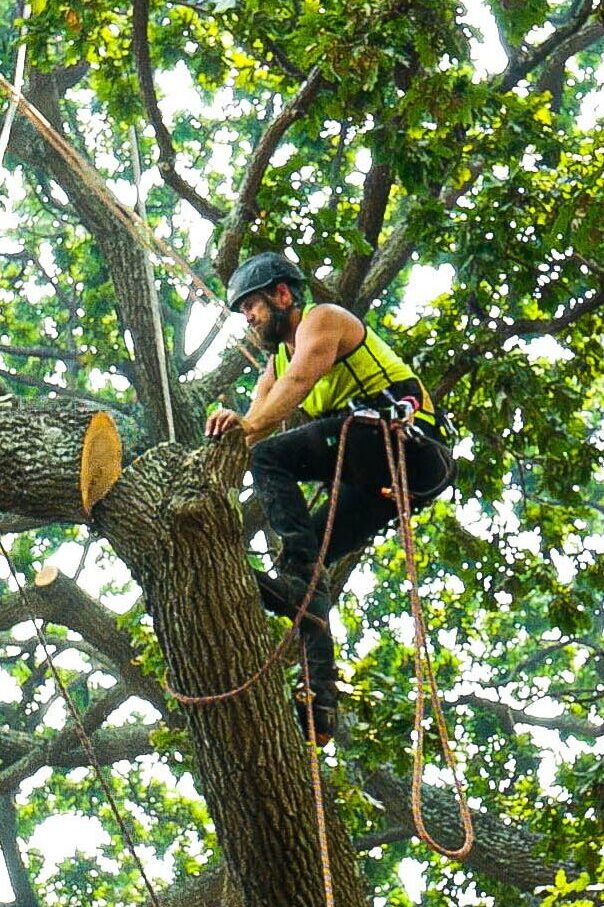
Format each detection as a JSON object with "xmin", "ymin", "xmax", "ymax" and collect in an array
[{"xmin": 0, "ymin": 538, "xmax": 162, "ymax": 907}]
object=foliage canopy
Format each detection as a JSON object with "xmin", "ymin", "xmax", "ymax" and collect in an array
[{"xmin": 0, "ymin": 1, "xmax": 603, "ymax": 905}]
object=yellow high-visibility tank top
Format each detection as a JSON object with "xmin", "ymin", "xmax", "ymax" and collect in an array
[{"xmin": 274, "ymin": 303, "xmax": 435, "ymax": 423}]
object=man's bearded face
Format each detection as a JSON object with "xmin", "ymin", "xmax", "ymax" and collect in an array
[{"xmin": 245, "ymin": 291, "xmax": 290, "ymax": 352}]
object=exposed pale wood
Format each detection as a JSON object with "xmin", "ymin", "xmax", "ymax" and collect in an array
[
  {"xmin": 34, "ymin": 565, "xmax": 59, "ymax": 587},
  {"xmin": 80, "ymin": 411, "xmax": 122, "ymax": 513}
]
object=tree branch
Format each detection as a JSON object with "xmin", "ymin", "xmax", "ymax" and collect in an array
[
  {"xmin": 355, "ymin": 227, "xmax": 414, "ymax": 314},
  {"xmin": 327, "ymin": 122, "xmax": 348, "ymax": 211},
  {"xmin": 454, "ymin": 692, "xmax": 604, "ymax": 739},
  {"xmin": 145, "ymin": 862, "xmax": 244, "ymax": 907},
  {"xmin": 0, "ymin": 512, "xmax": 49, "ymax": 532},
  {"xmin": 435, "ymin": 285, "xmax": 604, "ymax": 399},
  {"xmin": 0, "ymin": 723, "xmax": 156, "ymax": 770},
  {"xmin": 0, "ymin": 366, "xmax": 132, "ymax": 411},
  {"xmin": 0, "ymin": 684, "xmax": 132, "ymax": 793},
  {"xmin": 52, "ymin": 61, "xmax": 90, "ymax": 94},
  {"xmin": 337, "ymin": 160, "xmax": 393, "ymax": 305},
  {"xmin": 132, "ymin": 0, "xmax": 225, "ymax": 224},
  {"xmin": 262, "ymin": 35, "xmax": 306, "ymax": 81},
  {"xmin": 0, "ymin": 794, "xmax": 39, "ymax": 907},
  {"xmin": 0, "ymin": 569, "xmax": 169, "ymax": 718},
  {"xmin": 0, "ymin": 343, "xmax": 78, "ymax": 362},
  {"xmin": 501, "ymin": 1, "xmax": 598, "ymax": 92},
  {"xmin": 536, "ymin": 20, "xmax": 604, "ymax": 97},
  {"xmin": 178, "ymin": 309, "xmax": 229, "ymax": 375},
  {"xmin": 214, "ymin": 66, "xmax": 325, "ymax": 281},
  {"xmin": 361, "ymin": 768, "xmax": 578, "ymax": 891}
]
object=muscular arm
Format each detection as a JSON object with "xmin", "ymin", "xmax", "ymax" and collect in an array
[
  {"xmin": 239, "ymin": 357, "xmax": 278, "ymax": 443},
  {"xmin": 245, "ymin": 357, "xmax": 276, "ymax": 421},
  {"xmin": 241, "ymin": 307, "xmax": 342, "ymax": 442}
]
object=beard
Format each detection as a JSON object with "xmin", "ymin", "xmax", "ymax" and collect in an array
[{"xmin": 257, "ymin": 306, "xmax": 290, "ymax": 353}]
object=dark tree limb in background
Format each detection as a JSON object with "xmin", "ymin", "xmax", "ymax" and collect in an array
[
  {"xmin": 328, "ymin": 122, "xmax": 349, "ymax": 211},
  {"xmin": 263, "ymin": 35, "xmax": 307, "ymax": 81},
  {"xmin": 337, "ymin": 161, "xmax": 393, "ymax": 305},
  {"xmin": 0, "ymin": 513, "xmax": 48, "ymax": 532},
  {"xmin": 178, "ymin": 309, "xmax": 231, "ymax": 375},
  {"xmin": 536, "ymin": 20, "xmax": 604, "ymax": 94},
  {"xmin": 51, "ymin": 61, "xmax": 90, "ymax": 94},
  {"xmin": 355, "ymin": 160, "xmax": 486, "ymax": 314},
  {"xmin": 0, "ymin": 366, "xmax": 132, "ymax": 410},
  {"xmin": 0, "ymin": 343, "xmax": 78, "ymax": 362},
  {"xmin": 0, "ymin": 570, "xmax": 169, "ymax": 716},
  {"xmin": 144, "ymin": 863, "xmax": 244, "ymax": 907},
  {"xmin": 0, "ymin": 724, "xmax": 157, "ymax": 770},
  {"xmin": 0, "ymin": 795, "xmax": 38, "ymax": 907},
  {"xmin": 356, "ymin": 228, "xmax": 414, "ymax": 314},
  {"xmin": 453, "ymin": 692, "xmax": 604, "ymax": 739},
  {"xmin": 435, "ymin": 285, "xmax": 604, "ymax": 399},
  {"xmin": 132, "ymin": 0, "xmax": 225, "ymax": 224},
  {"xmin": 501, "ymin": 0, "xmax": 598, "ymax": 92},
  {"xmin": 360, "ymin": 769, "xmax": 578, "ymax": 892},
  {"xmin": 214, "ymin": 66, "xmax": 325, "ymax": 281},
  {"xmin": 0, "ymin": 685, "xmax": 132, "ymax": 794}
]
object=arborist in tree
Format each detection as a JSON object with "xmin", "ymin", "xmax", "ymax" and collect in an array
[{"xmin": 205, "ymin": 252, "xmax": 454, "ymax": 745}]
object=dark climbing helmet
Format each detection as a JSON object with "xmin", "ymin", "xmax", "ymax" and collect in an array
[{"xmin": 227, "ymin": 252, "xmax": 306, "ymax": 312}]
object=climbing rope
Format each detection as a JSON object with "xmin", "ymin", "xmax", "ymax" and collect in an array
[
  {"xmin": 300, "ymin": 638, "xmax": 335, "ymax": 907},
  {"xmin": 168, "ymin": 407, "xmax": 473, "ymax": 866},
  {"xmin": 0, "ymin": 538, "xmax": 163, "ymax": 907},
  {"xmin": 381, "ymin": 418, "xmax": 474, "ymax": 859},
  {"xmin": 0, "ymin": 73, "xmax": 263, "ymax": 375}
]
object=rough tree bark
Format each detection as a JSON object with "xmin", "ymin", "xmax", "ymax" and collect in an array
[{"xmin": 0, "ymin": 404, "xmax": 368, "ymax": 907}]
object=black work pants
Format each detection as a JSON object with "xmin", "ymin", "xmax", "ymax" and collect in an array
[{"xmin": 250, "ymin": 409, "xmax": 452, "ymax": 568}]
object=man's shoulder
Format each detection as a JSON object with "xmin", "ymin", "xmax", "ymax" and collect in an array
[{"xmin": 303, "ymin": 302, "xmax": 360, "ymax": 326}]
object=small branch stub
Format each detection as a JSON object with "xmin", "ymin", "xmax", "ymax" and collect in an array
[
  {"xmin": 34, "ymin": 565, "xmax": 59, "ymax": 588},
  {"xmin": 80, "ymin": 412, "xmax": 122, "ymax": 514}
]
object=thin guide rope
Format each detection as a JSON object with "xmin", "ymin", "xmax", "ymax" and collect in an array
[
  {"xmin": 0, "ymin": 73, "xmax": 262, "ymax": 375},
  {"xmin": 0, "ymin": 4, "xmax": 30, "ymax": 175},
  {"xmin": 301, "ymin": 638, "xmax": 335, "ymax": 907},
  {"xmin": 129, "ymin": 122, "xmax": 175, "ymax": 443},
  {"xmin": 0, "ymin": 538, "xmax": 163, "ymax": 907}
]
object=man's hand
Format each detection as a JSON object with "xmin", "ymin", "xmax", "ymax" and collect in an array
[{"xmin": 204, "ymin": 407, "xmax": 243, "ymax": 438}]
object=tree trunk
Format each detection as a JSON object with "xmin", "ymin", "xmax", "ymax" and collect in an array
[{"xmin": 92, "ymin": 430, "xmax": 368, "ymax": 907}]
